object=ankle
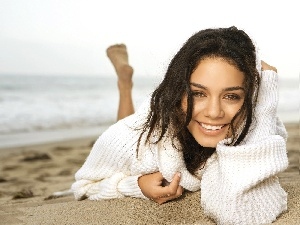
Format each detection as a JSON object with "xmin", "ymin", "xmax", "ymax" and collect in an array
[{"xmin": 118, "ymin": 80, "xmax": 133, "ymax": 91}]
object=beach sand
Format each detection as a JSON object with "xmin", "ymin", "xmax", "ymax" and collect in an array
[{"xmin": 0, "ymin": 123, "xmax": 299, "ymax": 225}]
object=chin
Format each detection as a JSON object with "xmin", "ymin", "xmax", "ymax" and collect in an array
[
  {"xmin": 197, "ymin": 139, "xmax": 221, "ymax": 148},
  {"xmin": 198, "ymin": 140, "xmax": 219, "ymax": 148}
]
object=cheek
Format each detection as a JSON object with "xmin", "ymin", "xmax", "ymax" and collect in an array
[
  {"xmin": 224, "ymin": 98, "xmax": 245, "ymax": 117},
  {"xmin": 226, "ymin": 105, "xmax": 242, "ymax": 117},
  {"xmin": 192, "ymin": 100, "xmax": 206, "ymax": 114},
  {"xmin": 225, "ymin": 102, "xmax": 245, "ymax": 128}
]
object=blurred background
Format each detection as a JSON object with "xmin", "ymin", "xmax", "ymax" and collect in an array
[{"xmin": 0, "ymin": 0, "xmax": 299, "ymax": 147}]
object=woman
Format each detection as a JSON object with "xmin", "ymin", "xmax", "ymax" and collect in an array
[{"xmin": 72, "ymin": 27, "xmax": 288, "ymax": 224}]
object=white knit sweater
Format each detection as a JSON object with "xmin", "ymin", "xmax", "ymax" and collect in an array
[{"xmin": 71, "ymin": 70, "xmax": 288, "ymax": 225}]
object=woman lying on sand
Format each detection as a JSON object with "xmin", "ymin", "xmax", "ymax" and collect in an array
[{"xmin": 70, "ymin": 27, "xmax": 288, "ymax": 224}]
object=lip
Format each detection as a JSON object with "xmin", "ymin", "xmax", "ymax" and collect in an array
[{"xmin": 197, "ymin": 122, "xmax": 228, "ymax": 136}]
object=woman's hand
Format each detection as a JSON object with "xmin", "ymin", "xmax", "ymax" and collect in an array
[
  {"xmin": 138, "ymin": 172, "xmax": 183, "ymax": 204},
  {"xmin": 261, "ymin": 60, "xmax": 277, "ymax": 72}
]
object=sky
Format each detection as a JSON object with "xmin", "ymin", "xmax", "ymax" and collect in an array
[{"xmin": 0, "ymin": 0, "xmax": 299, "ymax": 79}]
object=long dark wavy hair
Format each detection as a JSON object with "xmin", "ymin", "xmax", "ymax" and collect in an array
[{"xmin": 138, "ymin": 26, "xmax": 260, "ymax": 174}]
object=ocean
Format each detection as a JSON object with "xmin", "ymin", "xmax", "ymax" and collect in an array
[
  {"xmin": 0, "ymin": 74, "xmax": 298, "ymax": 148},
  {"xmin": 0, "ymin": 74, "xmax": 159, "ymax": 136}
]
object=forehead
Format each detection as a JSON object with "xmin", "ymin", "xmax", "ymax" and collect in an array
[{"xmin": 190, "ymin": 57, "xmax": 245, "ymax": 88}]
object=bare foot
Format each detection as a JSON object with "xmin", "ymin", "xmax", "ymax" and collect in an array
[{"xmin": 106, "ymin": 44, "xmax": 134, "ymax": 89}]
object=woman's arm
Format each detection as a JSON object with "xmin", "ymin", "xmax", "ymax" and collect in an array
[
  {"xmin": 71, "ymin": 99, "xmax": 155, "ymax": 201},
  {"xmin": 200, "ymin": 67, "xmax": 289, "ymax": 224},
  {"xmin": 71, "ymin": 120, "xmax": 148, "ymax": 200}
]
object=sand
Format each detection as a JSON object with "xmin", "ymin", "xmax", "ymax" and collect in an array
[{"xmin": 0, "ymin": 123, "xmax": 299, "ymax": 225}]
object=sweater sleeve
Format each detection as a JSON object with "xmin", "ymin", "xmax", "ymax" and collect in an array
[
  {"xmin": 71, "ymin": 99, "xmax": 152, "ymax": 201},
  {"xmin": 200, "ymin": 70, "xmax": 289, "ymax": 225}
]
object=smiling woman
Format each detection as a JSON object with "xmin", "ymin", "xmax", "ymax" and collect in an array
[
  {"xmin": 68, "ymin": 27, "xmax": 288, "ymax": 225},
  {"xmin": 183, "ymin": 57, "xmax": 246, "ymax": 148}
]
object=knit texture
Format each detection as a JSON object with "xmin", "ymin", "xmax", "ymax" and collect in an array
[
  {"xmin": 71, "ymin": 70, "xmax": 288, "ymax": 224},
  {"xmin": 71, "ymin": 99, "xmax": 201, "ymax": 200}
]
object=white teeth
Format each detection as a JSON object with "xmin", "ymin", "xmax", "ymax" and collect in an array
[{"xmin": 200, "ymin": 123, "xmax": 223, "ymax": 131}]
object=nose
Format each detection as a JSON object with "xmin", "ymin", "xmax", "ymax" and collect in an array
[{"xmin": 204, "ymin": 98, "xmax": 224, "ymax": 119}]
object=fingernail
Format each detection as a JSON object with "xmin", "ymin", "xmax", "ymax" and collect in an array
[{"xmin": 177, "ymin": 172, "xmax": 181, "ymax": 177}]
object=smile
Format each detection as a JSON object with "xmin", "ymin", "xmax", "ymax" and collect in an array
[{"xmin": 200, "ymin": 123, "xmax": 226, "ymax": 131}]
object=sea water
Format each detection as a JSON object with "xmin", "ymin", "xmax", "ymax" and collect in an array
[
  {"xmin": 0, "ymin": 74, "xmax": 298, "ymax": 147},
  {"xmin": 0, "ymin": 74, "xmax": 160, "ymax": 134}
]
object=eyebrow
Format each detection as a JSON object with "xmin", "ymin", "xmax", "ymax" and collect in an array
[{"xmin": 190, "ymin": 82, "xmax": 245, "ymax": 92}]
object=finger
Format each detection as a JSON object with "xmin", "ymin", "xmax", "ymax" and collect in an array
[
  {"xmin": 159, "ymin": 186, "xmax": 183, "ymax": 200},
  {"xmin": 154, "ymin": 172, "xmax": 181, "ymax": 198},
  {"xmin": 154, "ymin": 186, "xmax": 184, "ymax": 204},
  {"xmin": 176, "ymin": 185, "xmax": 184, "ymax": 196},
  {"xmin": 261, "ymin": 60, "xmax": 277, "ymax": 72},
  {"xmin": 168, "ymin": 172, "xmax": 181, "ymax": 193},
  {"xmin": 154, "ymin": 195, "xmax": 175, "ymax": 204}
]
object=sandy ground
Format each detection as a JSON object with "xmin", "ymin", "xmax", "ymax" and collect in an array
[{"xmin": 0, "ymin": 123, "xmax": 299, "ymax": 225}]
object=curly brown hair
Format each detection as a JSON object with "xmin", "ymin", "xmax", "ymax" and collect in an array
[{"xmin": 138, "ymin": 26, "xmax": 260, "ymax": 174}]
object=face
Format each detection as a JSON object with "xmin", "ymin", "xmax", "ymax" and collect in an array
[{"xmin": 182, "ymin": 57, "xmax": 245, "ymax": 148}]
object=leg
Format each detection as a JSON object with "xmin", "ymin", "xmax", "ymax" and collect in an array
[{"xmin": 106, "ymin": 44, "xmax": 135, "ymax": 121}]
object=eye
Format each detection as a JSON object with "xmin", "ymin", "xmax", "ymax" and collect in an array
[
  {"xmin": 224, "ymin": 94, "xmax": 241, "ymax": 101},
  {"xmin": 192, "ymin": 91, "xmax": 206, "ymax": 98}
]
